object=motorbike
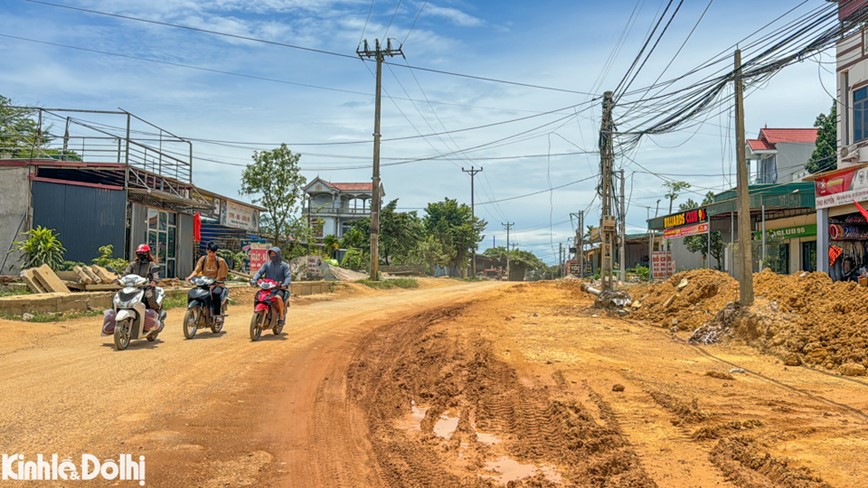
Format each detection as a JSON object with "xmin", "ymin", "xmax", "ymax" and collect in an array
[
  {"xmin": 249, "ymin": 278, "xmax": 286, "ymax": 341},
  {"xmin": 183, "ymin": 276, "xmax": 229, "ymax": 339},
  {"xmin": 102, "ymin": 274, "xmax": 166, "ymax": 351}
]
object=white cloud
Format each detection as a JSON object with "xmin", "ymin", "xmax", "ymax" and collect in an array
[{"xmin": 423, "ymin": 4, "xmax": 483, "ymax": 27}]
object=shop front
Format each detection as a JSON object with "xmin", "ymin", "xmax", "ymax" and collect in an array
[{"xmin": 808, "ymin": 164, "xmax": 868, "ymax": 281}]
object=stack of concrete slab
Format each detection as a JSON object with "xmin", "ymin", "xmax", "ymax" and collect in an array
[
  {"xmin": 21, "ymin": 264, "xmax": 120, "ymax": 293},
  {"xmin": 20, "ymin": 265, "xmax": 71, "ymax": 293}
]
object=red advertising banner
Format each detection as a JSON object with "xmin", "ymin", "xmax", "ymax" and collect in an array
[
  {"xmin": 813, "ymin": 166, "xmax": 868, "ymax": 208},
  {"xmin": 663, "ymin": 222, "xmax": 709, "ymax": 239},
  {"xmin": 248, "ymin": 243, "xmax": 271, "ymax": 273},
  {"xmin": 651, "ymin": 251, "xmax": 675, "ymax": 279}
]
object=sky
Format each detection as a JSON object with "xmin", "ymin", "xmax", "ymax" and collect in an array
[{"xmin": 0, "ymin": 0, "xmax": 838, "ymax": 264}]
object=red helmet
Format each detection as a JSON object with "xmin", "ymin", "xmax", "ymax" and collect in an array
[{"xmin": 136, "ymin": 244, "xmax": 151, "ymax": 253}]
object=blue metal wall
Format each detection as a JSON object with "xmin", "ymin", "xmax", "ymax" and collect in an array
[{"xmin": 32, "ymin": 181, "xmax": 127, "ymax": 264}]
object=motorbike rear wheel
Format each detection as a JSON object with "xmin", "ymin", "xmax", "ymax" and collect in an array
[
  {"xmin": 113, "ymin": 318, "xmax": 131, "ymax": 351},
  {"xmin": 249, "ymin": 311, "xmax": 263, "ymax": 341},
  {"xmin": 273, "ymin": 315, "xmax": 284, "ymax": 335},
  {"xmin": 183, "ymin": 308, "xmax": 199, "ymax": 339},
  {"xmin": 211, "ymin": 301, "xmax": 227, "ymax": 334}
]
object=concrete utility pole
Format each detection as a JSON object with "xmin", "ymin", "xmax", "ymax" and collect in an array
[
  {"xmin": 502, "ymin": 222, "xmax": 514, "ymax": 280},
  {"xmin": 599, "ymin": 91, "xmax": 617, "ymax": 290},
  {"xmin": 559, "ymin": 242, "xmax": 564, "ymax": 278},
  {"xmin": 462, "ymin": 166, "xmax": 483, "ymax": 278},
  {"xmin": 734, "ymin": 49, "xmax": 754, "ymax": 306},
  {"xmin": 618, "ymin": 169, "xmax": 626, "ymax": 282},
  {"xmin": 571, "ymin": 211, "xmax": 584, "ymax": 278},
  {"xmin": 357, "ymin": 38, "xmax": 403, "ymax": 281}
]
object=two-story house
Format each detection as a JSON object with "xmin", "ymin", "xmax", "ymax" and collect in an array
[
  {"xmin": 746, "ymin": 127, "xmax": 818, "ymax": 184},
  {"xmin": 302, "ymin": 177, "xmax": 384, "ymax": 239},
  {"xmin": 808, "ymin": 0, "xmax": 868, "ymax": 280}
]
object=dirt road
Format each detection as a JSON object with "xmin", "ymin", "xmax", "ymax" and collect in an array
[{"xmin": 1, "ymin": 279, "xmax": 866, "ymax": 487}]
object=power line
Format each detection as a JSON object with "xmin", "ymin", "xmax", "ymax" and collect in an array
[
  {"xmin": 24, "ymin": 0, "xmax": 597, "ymax": 96},
  {"xmin": 403, "ymin": 0, "xmax": 429, "ymax": 45}
]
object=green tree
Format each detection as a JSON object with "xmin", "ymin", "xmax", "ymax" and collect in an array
[
  {"xmin": 239, "ymin": 144, "xmax": 307, "ymax": 248},
  {"xmin": 0, "ymin": 95, "xmax": 39, "ymax": 158},
  {"xmin": 680, "ymin": 192, "xmax": 724, "ymax": 270},
  {"xmin": 806, "ymin": 103, "xmax": 837, "ymax": 174},
  {"xmin": 663, "ymin": 181, "xmax": 691, "ymax": 215},
  {"xmin": 424, "ymin": 198, "xmax": 486, "ymax": 277},
  {"xmin": 380, "ymin": 199, "xmax": 424, "ymax": 265}
]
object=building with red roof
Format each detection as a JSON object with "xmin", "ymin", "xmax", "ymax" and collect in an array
[
  {"xmin": 746, "ymin": 127, "xmax": 818, "ymax": 184},
  {"xmin": 303, "ymin": 177, "xmax": 384, "ymax": 239}
]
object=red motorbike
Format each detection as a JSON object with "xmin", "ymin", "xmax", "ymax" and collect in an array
[{"xmin": 249, "ymin": 278, "xmax": 286, "ymax": 341}]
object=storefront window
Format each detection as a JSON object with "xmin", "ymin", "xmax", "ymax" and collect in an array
[
  {"xmin": 828, "ymin": 211, "xmax": 868, "ymax": 281},
  {"xmin": 854, "ymin": 86, "xmax": 868, "ymax": 142}
]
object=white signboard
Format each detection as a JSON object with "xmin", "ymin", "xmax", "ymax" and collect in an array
[{"xmin": 221, "ymin": 200, "xmax": 259, "ymax": 232}]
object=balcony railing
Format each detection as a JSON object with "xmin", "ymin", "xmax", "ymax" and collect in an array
[{"xmin": 303, "ymin": 207, "xmax": 370, "ymax": 216}]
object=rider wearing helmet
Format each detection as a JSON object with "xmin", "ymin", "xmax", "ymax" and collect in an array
[
  {"xmin": 186, "ymin": 242, "xmax": 229, "ymax": 323},
  {"xmin": 124, "ymin": 244, "xmax": 160, "ymax": 309},
  {"xmin": 250, "ymin": 247, "xmax": 292, "ymax": 327}
]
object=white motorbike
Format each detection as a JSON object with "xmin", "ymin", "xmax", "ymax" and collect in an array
[{"xmin": 102, "ymin": 274, "xmax": 166, "ymax": 350}]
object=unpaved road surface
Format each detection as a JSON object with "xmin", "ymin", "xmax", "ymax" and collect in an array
[{"xmin": 1, "ymin": 280, "xmax": 866, "ymax": 487}]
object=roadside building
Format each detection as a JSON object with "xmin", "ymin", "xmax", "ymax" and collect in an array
[
  {"xmin": 647, "ymin": 182, "xmax": 817, "ymax": 278},
  {"xmin": 747, "ymin": 127, "xmax": 818, "ymax": 184},
  {"xmin": 806, "ymin": 0, "xmax": 868, "ymax": 281},
  {"xmin": 194, "ymin": 187, "xmax": 266, "ymax": 259},
  {"xmin": 302, "ymin": 177, "xmax": 382, "ymax": 240},
  {"xmin": 0, "ymin": 107, "xmax": 261, "ymax": 278}
]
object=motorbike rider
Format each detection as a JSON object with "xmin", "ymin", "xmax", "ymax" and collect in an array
[
  {"xmin": 124, "ymin": 244, "xmax": 160, "ymax": 310},
  {"xmin": 250, "ymin": 247, "xmax": 292, "ymax": 327},
  {"xmin": 186, "ymin": 242, "xmax": 229, "ymax": 323}
]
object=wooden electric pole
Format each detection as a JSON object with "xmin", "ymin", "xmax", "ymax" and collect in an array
[
  {"xmin": 357, "ymin": 38, "xmax": 403, "ymax": 281},
  {"xmin": 599, "ymin": 91, "xmax": 616, "ymax": 290},
  {"xmin": 734, "ymin": 49, "xmax": 754, "ymax": 306},
  {"xmin": 462, "ymin": 166, "xmax": 483, "ymax": 278}
]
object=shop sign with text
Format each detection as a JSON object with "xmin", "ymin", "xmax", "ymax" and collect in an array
[
  {"xmin": 753, "ymin": 224, "xmax": 817, "ymax": 241},
  {"xmin": 814, "ymin": 166, "xmax": 868, "ymax": 209},
  {"xmin": 664, "ymin": 222, "xmax": 709, "ymax": 239},
  {"xmin": 663, "ymin": 208, "xmax": 707, "ymax": 229}
]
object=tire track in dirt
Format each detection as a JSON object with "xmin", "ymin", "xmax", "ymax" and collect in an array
[{"xmin": 347, "ymin": 303, "xmax": 657, "ymax": 487}]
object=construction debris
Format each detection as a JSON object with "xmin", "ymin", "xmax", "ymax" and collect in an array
[{"xmin": 19, "ymin": 265, "xmax": 119, "ymax": 293}]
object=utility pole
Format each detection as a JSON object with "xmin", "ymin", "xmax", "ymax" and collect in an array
[
  {"xmin": 502, "ymin": 222, "xmax": 514, "ymax": 280},
  {"xmin": 734, "ymin": 49, "xmax": 754, "ymax": 306},
  {"xmin": 618, "ymin": 169, "xmax": 626, "ymax": 282},
  {"xmin": 559, "ymin": 242, "xmax": 564, "ymax": 278},
  {"xmin": 571, "ymin": 211, "xmax": 584, "ymax": 278},
  {"xmin": 357, "ymin": 38, "xmax": 403, "ymax": 281},
  {"xmin": 462, "ymin": 166, "xmax": 483, "ymax": 278},
  {"xmin": 599, "ymin": 91, "xmax": 616, "ymax": 290}
]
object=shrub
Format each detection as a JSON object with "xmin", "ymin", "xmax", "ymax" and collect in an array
[
  {"xmin": 92, "ymin": 245, "xmax": 128, "ymax": 272},
  {"xmin": 357, "ymin": 278, "xmax": 418, "ymax": 289},
  {"xmin": 13, "ymin": 226, "xmax": 66, "ymax": 270}
]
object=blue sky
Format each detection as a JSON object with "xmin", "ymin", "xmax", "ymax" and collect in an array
[{"xmin": 0, "ymin": 0, "xmax": 837, "ymax": 264}]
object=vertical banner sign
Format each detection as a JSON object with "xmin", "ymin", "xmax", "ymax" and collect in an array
[
  {"xmin": 249, "ymin": 243, "xmax": 271, "ymax": 273},
  {"xmin": 651, "ymin": 251, "xmax": 675, "ymax": 279}
]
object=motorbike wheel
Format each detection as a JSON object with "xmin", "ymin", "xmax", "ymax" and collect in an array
[
  {"xmin": 113, "ymin": 318, "xmax": 131, "ymax": 351},
  {"xmin": 183, "ymin": 308, "xmax": 199, "ymax": 339},
  {"xmin": 273, "ymin": 316, "xmax": 284, "ymax": 335},
  {"xmin": 146, "ymin": 332, "xmax": 157, "ymax": 342},
  {"xmin": 249, "ymin": 312, "xmax": 263, "ymax": 341},
  {"xmin": 211, "ymin": 302, "xmax": 227, "ymax": 334}
]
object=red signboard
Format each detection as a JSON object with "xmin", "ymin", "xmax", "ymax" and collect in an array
[
  {"xmin": 663, "ymin": 222, "xmax": 709, "ymax": 239},
  {"xmin": 248, "ymin": 243, "xmax": 271, "ymax": 273},
  {"xmin": 813, "ymin": 166, "xmax": 868, "ymax": 209}
]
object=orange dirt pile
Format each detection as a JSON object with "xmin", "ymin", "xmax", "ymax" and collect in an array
[
  {"xmin": 630, "ymin": 269, "xmax": 738, "ymax": 331},
  {"xmin": 629, "ymin": 269, "xmax": 868, "ymax": 372}
]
